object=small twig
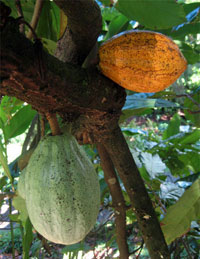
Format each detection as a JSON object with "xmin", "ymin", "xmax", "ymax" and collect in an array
[
  {"xmin": 15, "ymin": 0, "xmax": 24, "ymax": 33},
  {"xmin": 22, "ymin": 114, "xmax": 38, "ymax": 153},
  {"xmin": 37, "ymin": 233, "xmax": 52, "ymax": 255},
  {"xmin": 46, "ymin": 113, "xmax": 61, "ymax": 136},
  {"xmin": 145, "ymin": 181, "xmax": 167, "ymax": 214},
  {"xmin": 8, "ymin": 198, "xmax": 15, "ymax": 259},
  {"xmin": 188, "ymin": 109, "xmax": 200, "ymax": 114},
  {"xmin": 176, "ymin": 94, "xmax": 200, "ymax": 107},
  {"xmin": 181, "ymin": 236, "xmax": 193, "ymax": 259},
  {"xmin": 27, "ymin": 0, "xmax": 44, "ymax": 40},
  {"xmin": 129, "ymin": 240, "xmax": 144, "ymax": 258},
  {"xmin": 97, "ymin": 143, "xmax": 129, "ymax": 259},
  {"xmin": 0, "ymin": 192, "xmax": 16, "ymax": 200},
  {"xmin": 18, "ymin": 18, "xmax": 38, "ymax": 40},
  {"xmin": 40, "ymin": 114, "xmax": 46, "ymax": 137}
]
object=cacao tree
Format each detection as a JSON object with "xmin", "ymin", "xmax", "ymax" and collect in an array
[{"xmin": 0, "ymin": 0, "xmax": 200, "ymax": 258}]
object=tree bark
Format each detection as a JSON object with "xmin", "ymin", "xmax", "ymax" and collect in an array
[
  {"xmin": 97, "ymin": 143, "xmax": 129, "ymax": 259},
  {"xmin": 54, "ymin": 0, "xmax": 102, "ymax": 65},
  {"xmin": 0, "ymin": 19, "xmax": 125, "ymax": 117},
  {"xmin": 100, "ymin": 125, "xmax": 170, "ymax": 259}
]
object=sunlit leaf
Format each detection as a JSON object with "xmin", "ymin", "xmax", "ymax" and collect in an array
[
  {"xmin": 116, "ymin": 0, "xmax": 186, "ymax": 29},
  {"xmin": 4, "ymin": 105, "xmax": 36, "ymax": 142},
  {"xmin": 162, "ymin": 179, "xmax": 200, "ymax": 244},
  {"xmin": 163, "ymin": 113, "xmax": 181, "ymax": 140},
  {"xmin": 141, "ymin": 152, "xmax": 166, "ymax": 178}
]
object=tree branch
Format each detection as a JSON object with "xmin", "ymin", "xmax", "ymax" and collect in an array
[
  {"xmin": 99, "ymin": 125, "xmax": 170, "ymax": 259},
  {"xmin": 27, "ymin": 0, "xmax": 44, "ymax": 39},
  {"xmin": 97, "ymin": 143, "xmax": 129, "ymax": 259},
  {"xmin": 0, "ymin": 18, "xmax": 125, "ymax": 121},
  {"xmin": 54, "ymin": 0, "xmax": 102, "ymax": 65}
]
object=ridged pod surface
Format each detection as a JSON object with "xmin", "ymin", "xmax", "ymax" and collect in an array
[
  {"xmin": 99, "ymin": 30, "xmax": 187, "ymax": 93},
  {"xmin": 25, "ymin": 132, "xmax": 100, "ymax": 245}
]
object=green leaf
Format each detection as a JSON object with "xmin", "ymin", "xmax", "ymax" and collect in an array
[
  {"xmin": 179, "ymin": 151, "xmax": 200, "ymax": 174},
  {"xmin": 170, "ymin": 23, "xmax": 200, "ymax": 39},
  {"xmin": 162, "ymin": 179, "xmax": 200, "ymax": 244},
  {"xmin": 141, "ymin": 152, "xmax": 166, "ymax": 178},
  {"xmin": 62, "ymin": 242, "xmax": 90, "ymax": 254},
  {"xmin": 0, "ymin": 144, "xmax": 13, "ymax": 183},
  {"xmin": 163, "ymin": 113, "xmax": 181, "ymax": 140},
  {"xmin": 123, "ymin": 95, "xmax": 178, "ymax": 111},
  {"xmin": 37, "ymin": 1, "xmax": 60, "ymax": 41},
  {"xmin": 183, "ymin": 3, "xmax": 200, "ymax": 15},
  {"xmin": 119, "ymin": 108, "xmax": 152, "ymax": 124},
  {"xmin": 0, "ymin": 176, "xmax": 7, "ymax": 190},
  {"xmin": 12, "ymin": 195, "xmax": 29, "ymax": 225},
  {"xmin": 42, "ymin": 38, "xmax": 57, "ymax": 55},
  {"xmin": 179, "ymin": 129, "xmax": 200, "ymax": 145},
  {"xmin": 4, "ymin": 105, "xmax": 36, "ymax": 142},
  {"xmin": 9, "ymin": 214, "xmax": 19, "ymax": 222},
  {"xmin": 13, "ymin": 194, "xmax": 33, "ymax": 259},
  {"xmin": 179, "ymin": 43, "xmax": 200, "ymax": 64},
  {"xmin": 98, "ymin": 0, "xmax": 111, "ymax": 6},
  {"xmin": 23, "ymin": 217, "xmax": 33, "ymax": 259},
  {"xmin": 104, "ymin": 14, "xmax": 129, "ymax": 41},
  {"xmin": 116, "ymin": 0, "xmax": 186, "ymax": 29},
  {"xmin": 101, "ymin": 7, "xmax": 121, "ymax": 22},
  {"xmin": 0, "ymin": 96, "xmax": 24, "ymax": 123}
]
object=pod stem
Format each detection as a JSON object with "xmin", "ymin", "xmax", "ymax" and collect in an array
[{"xmin": 46, "ymin": 113, "xmax": 61, "ymax": 136}]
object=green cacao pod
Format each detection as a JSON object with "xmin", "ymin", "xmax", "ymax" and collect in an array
[{"xmin": 25, "ymin": 131, "xmax": 100, "ymax": 245}]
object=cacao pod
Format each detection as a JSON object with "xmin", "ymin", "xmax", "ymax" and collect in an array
[
  {"xmin": 24, "ymin": 131, "xmax": 100, "ymax": 245},
  {"xmin": 99, "ymin": 30, "xmax": 187, "ymax": 93}
]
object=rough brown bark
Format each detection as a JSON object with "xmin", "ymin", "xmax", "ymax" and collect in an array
[
  {"xmin": 54, "ymin": 0, "xmax": 102, "ymax": 65},
  {"xmin": 99, "ymin": 125, "xmax": 170, "ymax": 259},
  {"xmin": 0, "ymin": 19, "xmax": 125, "ymax": 118},
  {"xmin": 97, "ymin": 143, "xmax": 129, "ymax": 259}
]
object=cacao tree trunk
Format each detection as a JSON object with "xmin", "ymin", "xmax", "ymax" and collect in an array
[
  {"xmin": 100, "ymin": 125, "xmax": 170, "ymax": 259},
  {"xmin": 97, "ymin": 143, "xmax": 129, "ymax": 259}
]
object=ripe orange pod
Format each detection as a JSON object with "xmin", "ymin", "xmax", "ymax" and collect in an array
[{"xmin": 99, "ymin": 30, "xmax": 187, "ymax": 93}]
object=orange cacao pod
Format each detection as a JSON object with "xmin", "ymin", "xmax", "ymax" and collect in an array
[{"xmin": 99, "ymin": 30, "xmax": 187, "ymax": 93}]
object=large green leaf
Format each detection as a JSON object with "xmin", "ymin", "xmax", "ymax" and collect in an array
[
  {"xmin": 0, "ymin": 96, "xmax": 24, "ymax": 124},
  {"xmin": 116, "ymin": 0, "xmax": 186, "ymax": 29},
  {"xmin": 162, "ymin": 179, "xmax": 200, "ymax": 244},
  {"xmin": 183, "ymin": 3, "xmax": 200, "ymax": 15},
  {"xmin": 4, "ymin": 105, "xmax": 36, "ymax": 142},
  {"xmin": 3, "ymin": 0, "xmax": 36, "ymax": 23},
  {"xmin": 23, "ymin": 218, "xmax": 33, "ymax": 259},
  {"xmin": 104, "ymin": 14, "xmax": 129, "ymax": 41},
  {"xmin": 179, "ymin": 129, "xmax": 200, "ymax": 145},
  {"xmin": 123, "ymin": 95, "xmax": 179, "ymax": 110},
  {"xmin": 163, "ymin": 113, "xmax": 181, "ymax": 140},
  {"xmin": 179, "ymin": 43, "xmax": 200, "ymax": 64},
  {"xmin": 13, "ymin": 196, "xmax": 33, "ymax": 259},
  {"xmin": 37, "ymin": 0, "xmax": 60, "ymax": 41},
  {"xmin": 179, "ymin": 151, "xmax": 200, "ymax": 174},
  {"xmin": 101, "ymin": 7, "xmax": 121, "ymax": 22},
  {"xmin": 141, "ymin": 152, "xmax": 166, "ymax": 178},
  {"xmin": 0, "ymin": 143, "xmax": 13, "ymax": 182},
  {"xmin": 12, "ymin": 195, "xmax": 29, "ymax": 224},
  {"xmin": 120, "ymin": 94, "xmax": 178, "ymax": 123},
  {"xmin": 170, "ymin": 23, "xmax": 200, "ymax": 39}
]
